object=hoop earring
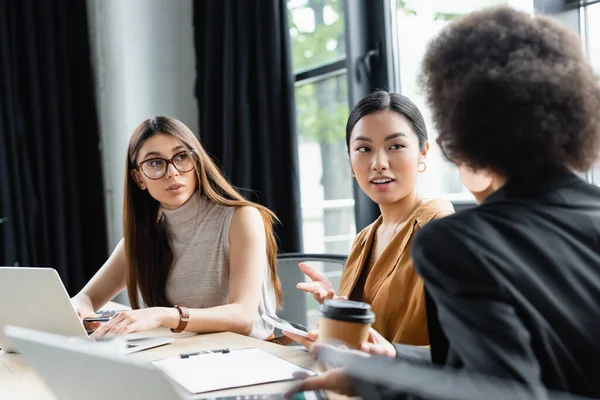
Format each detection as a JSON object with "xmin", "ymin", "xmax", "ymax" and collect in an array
[{"xmin": 418, "ymin": 162, "xmax": 427, "ymax": 173}]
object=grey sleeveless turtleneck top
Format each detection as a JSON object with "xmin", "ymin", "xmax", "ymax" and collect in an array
[{"xmin": 160, "ymin": 192, "xmax": 276, "ymax": 339}]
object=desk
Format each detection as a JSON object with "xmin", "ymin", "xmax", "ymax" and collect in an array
[{"xmin": 1, "ymin": 324, "xmax": 350, "ymax": 399}]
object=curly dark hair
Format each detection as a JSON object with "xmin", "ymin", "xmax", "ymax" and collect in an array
[{"xmin": 421, "ymin": 6, "xmax": 600, "ymax": 178}]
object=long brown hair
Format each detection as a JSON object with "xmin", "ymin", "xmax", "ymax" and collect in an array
[{"xmin": 123, "ymin": 116, "xmax": 282, "ymax": 309}]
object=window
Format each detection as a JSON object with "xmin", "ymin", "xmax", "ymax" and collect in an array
[
  {"xmin": 581, "ymin": 2, "xmax": 600, "ymax": 183},
  {"xmin": 584, "ymin": 3, "xmax": 600, "ymax": 70},
  {"xmin": 288, "ymin": 0, "xmax": 356, "ymax": 254},
  {"xmin": 387, "ymin": 0, "xmax": 515, "ymax": 202}
]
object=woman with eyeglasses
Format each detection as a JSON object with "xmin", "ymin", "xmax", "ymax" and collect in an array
[{"xmin": 71, "ymin": 116, "xmax": 281, "ymax": 339}]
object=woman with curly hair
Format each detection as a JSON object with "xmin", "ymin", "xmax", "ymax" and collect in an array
[{"xmin": 291, "ymin": 6, "xmax": 600, "ymax": 399}]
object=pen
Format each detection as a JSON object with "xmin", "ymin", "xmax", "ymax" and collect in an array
[{"xmin": 179, "ymin": 348, "xmax": 230, "ymax": 358}]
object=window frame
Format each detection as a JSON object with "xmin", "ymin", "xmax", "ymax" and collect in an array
[
  {"xmin": 562, "ymin": 0, "xmax": 600, "ymax": 11},
  {"xmin": 537, "ymin": 0, "xmax": 600, "ymax": 184},
  {"xmin": 289, "ymin": 0, "xmax": 391, "ymax": 239},
  {"xmin": 288, "ymin": 1, "xmax": 358, "ymax": 253},
  {"xmin": 291, "ymin": 0, "xmax": 596, "ymax": 234},
  {"xmin": 344, "ymin": 0, "xmax": 392, "ymax": 231},
  {"xmin": 371, "ymin": 0, "xmax": 598, "ymax": 214}
]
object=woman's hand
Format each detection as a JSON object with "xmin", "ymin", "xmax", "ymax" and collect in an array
[
  {"xmin": 284, "ymin": 327, "xmax": 396, "ymax": 359},
  {"xmin": 360, "ymin": 328, "xmax": 397, "ymax": 358},
  {"xmin": 282, "ymin": 329, "xmax": 319, "ymax": 352},
  {"xmin": 296, "ymin": 263, "xmax": 348, "ymax": 304},
  {"xmin": 90, "ymin": 308, "xmax": 167, "ymax": 338},
  {"xmin": 76, "ymin": 308, "xmax": 103, "ymax": 332}
]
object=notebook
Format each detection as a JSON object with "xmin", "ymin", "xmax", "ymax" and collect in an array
[{"xmin": 152, "ymin": 347, "xmax": 317, "ymax": 394}]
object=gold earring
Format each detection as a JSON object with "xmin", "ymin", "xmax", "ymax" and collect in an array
[{"xmin": 418, "ymin": 162, "xmax": 427, "ymax": 173}]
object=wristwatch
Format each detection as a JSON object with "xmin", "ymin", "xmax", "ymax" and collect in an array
[{"xmin": 171, "ymin": 305, "xmax": 189, "ymax": 333}]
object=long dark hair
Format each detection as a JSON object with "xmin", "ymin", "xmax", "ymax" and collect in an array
[
  {"xmin": 346, "ymin": 91, "xmax": 428, "ymax": 151},
  {"xmin": 124, "ymin": 116, "xmax": 283, "ymax": 309}
]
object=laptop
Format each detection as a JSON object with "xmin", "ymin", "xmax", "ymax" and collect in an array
[
  {"xmin": 0, "ymin": 267, "xmax": 172, "ymax": 353},
  {"xmin": 4, "ymin": 326, "xmax": 326, "ymax": 400},
  {"xmin": 5, "ymin": 325, "xmax": 199, "ymax": 400}
]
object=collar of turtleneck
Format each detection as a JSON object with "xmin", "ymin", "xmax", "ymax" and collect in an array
[{"xmin": 160, "ymin": 191, "xmax": 206, "ymax": 227}]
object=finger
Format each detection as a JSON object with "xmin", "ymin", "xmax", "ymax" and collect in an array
[
  {"xmin": 91, "ymin": 326, "xmax": 106, "ymax": 338},
  {"xmin": 292, "ymin": 371, "xmax": 311, "ymax": 380},
  {"xmin": 360, "ymin": 342, "xmax": 390, "ymax": 357},
  {"xmin": 285, "ymin": 375, "xmax": 332, "ymax": 396},
  {"xmin": 307, "ymin": 330, "xmax": 318, "ymax": 341},
  {"xmin": 282, "ymin": 330, "xmax": 305, "ymax": 342},
  {"xmin": 92, "ymin": 319, "xmax": 117, "ymax": 338},
  {"xmin": 296, "ymin": 283, "xmax": 328, "ymax": 301},
  {"xmin": 92, "ymin": 312, "xmax": 125, "ymax": 337},
  {"xmin": 282, "ymin": 330, "xmax": 316, "ymax": 352},
  {"xmin": 296, "ymin": 282, "xmax": 325, "ymax": 293},
  {"xmin": 107, "ymin": 317, "xmax": 133, "ymax": 336},
  {"xmin": 90, "ymin": 319, "xmax": 114, "ymax": 337},
  {"xmin": 119, "ymin": 323, "xmax": 137, "ymax": 335},
  {"xmin": 313, "ymin": 288, "xmax": 329, "ymax": 302},
  {"xmin": 360, "ymin": 342, "xmax": 378, "ymax": 355},
  {"xmin": 366, "ymin": 329, "xmax": 377, "ymax": 344},
  {"xmin": 368, "ymin": 327, "xmax": 385, "ymax": 343},
  {"xmin": 298, "ymin": 262, "xmax": 328, "ymax": 282}
]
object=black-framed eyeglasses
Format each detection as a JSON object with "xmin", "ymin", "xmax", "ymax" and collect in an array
[{"xmin": 137, "ymin": 150, "xmax": 195, "ymax": 180}]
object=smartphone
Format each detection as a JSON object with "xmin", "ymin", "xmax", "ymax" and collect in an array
[
  {"xmin": 83, "ymin": 317, "xmax": 111, "ymax": 323},
  {"xmin": 262, "ymin": 313, "xmax": 310, "ymax": 338}
]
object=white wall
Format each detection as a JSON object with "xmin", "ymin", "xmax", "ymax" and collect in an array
[{"xmin": 86, "ymin": 0, "xmax": 199, "ymax": 251}]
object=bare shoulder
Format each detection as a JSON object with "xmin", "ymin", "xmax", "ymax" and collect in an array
[
  {"xmin": 230, "ymin": 206, "xmax": 265, "ymax": 235},
  {"xmin": 232, "ymin": 205, "xmax": 262, "ymax": 221}
]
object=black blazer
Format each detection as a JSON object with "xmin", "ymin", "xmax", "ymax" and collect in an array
[
  {"xmin": 351, "ymin": 170, "xmax": 600, "ymax": 399},
  {"xmin": 419, "ymin": 170, "xmax": 600, "ymax": 397}
]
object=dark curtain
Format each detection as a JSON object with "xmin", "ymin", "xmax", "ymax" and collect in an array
[
  {"xmin": 193, "ymin": 0, "xmax": 303, "ymax": 253},
  {"xmin": 0, "ymin": 0, "xmax": 108, "ymax": 294}
]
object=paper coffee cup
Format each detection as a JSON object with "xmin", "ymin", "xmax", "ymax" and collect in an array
[{"xmin": 317, "ymin": 299, "xmax": 375, "ymax": 349}]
